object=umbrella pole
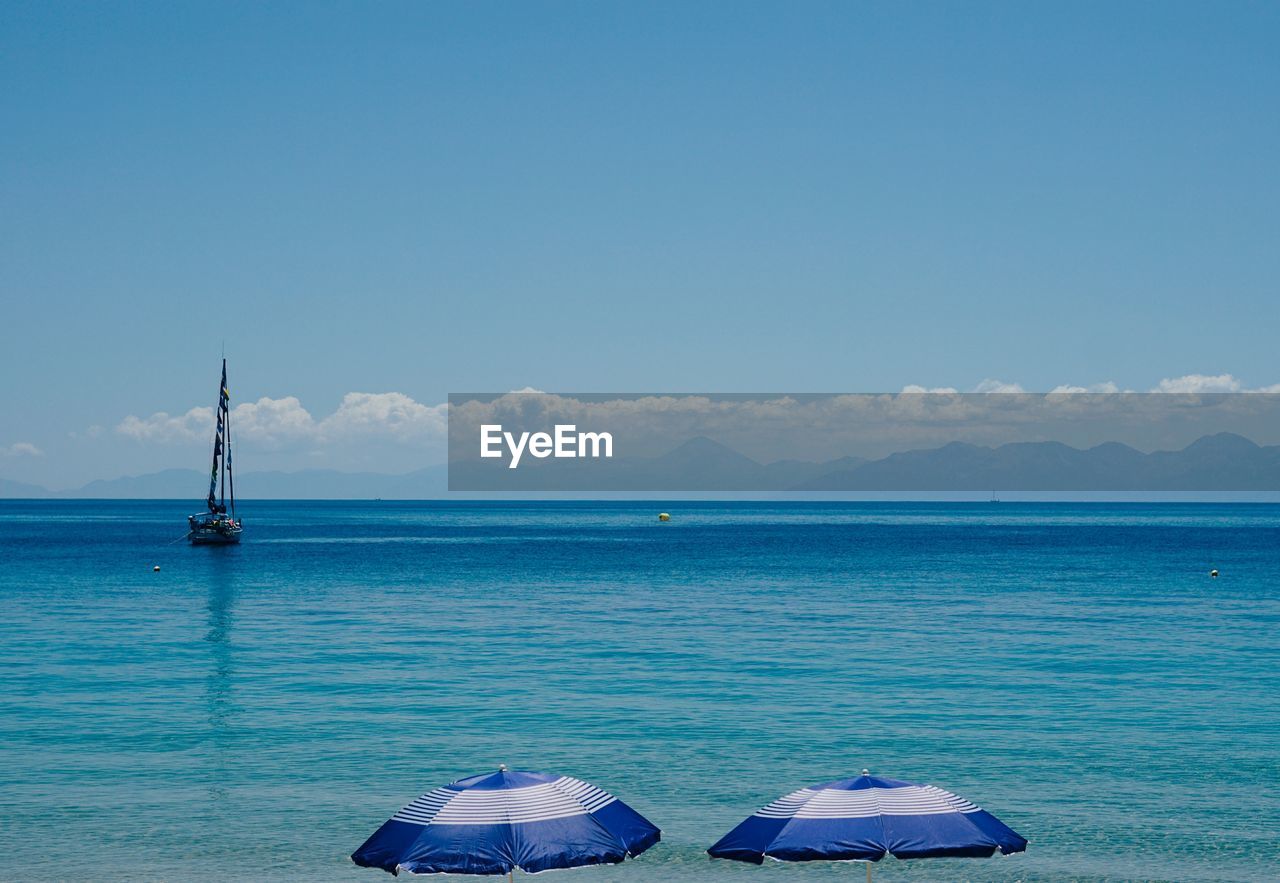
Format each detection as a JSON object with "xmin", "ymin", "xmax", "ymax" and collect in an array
[{"xmin": 866, "ymin": 862, "xmax": 872, "ymax": 882}]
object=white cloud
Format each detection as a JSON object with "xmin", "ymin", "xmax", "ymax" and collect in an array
[
  {"xmin": 1049, "ymin": 382, "xmax": 1123, "ymax": 394},
  {"xmin": 1150, "ymin": 373, "xmax": 1280, "ymax": 394},
  {"xmin": 903, "ymin": 377, "xmax": 1280, "ymax": 395},
  {"xmin": 320, "ymin": 392, "xmax": 447, "ymax": 441},
  {"xmin": 115, "ymin": 392, "xmax": 446, "ymax": 447},
  {"xmin": 972, "ymin": 379, "xmax": 1026, "ymax": 394},
  {"xmin": 1152, "ymin": 373, "xmax": 1242, "ymax": 393},
  {"xmin": 232, "ymin": 396, "xmax": 316, "ymax": 444},
  {"xmin": 116, "ymin": 406, "xmax": 214, "ymax": 442},
  {"xmin": 0, "ymin": 441, "xmax": 43, "ymax": 457}
]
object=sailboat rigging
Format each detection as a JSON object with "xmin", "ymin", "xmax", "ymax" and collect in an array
[{"xmin": 188, "ymin": 359, "xmax": 242, "ymax": 544}]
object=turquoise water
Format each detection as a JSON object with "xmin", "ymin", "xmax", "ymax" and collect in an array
[{"xmin": 1, "ymin": 501, "xmax": 1277, "ymax": 882}]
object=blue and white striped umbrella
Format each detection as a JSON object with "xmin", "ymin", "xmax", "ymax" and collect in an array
[
  {"xmin": 351, "ymin": 766, "xmax": 660, "ymax": 876},
  {"xmin": 708, "ymin": 770, "xmax": 1025, "ymax": 874}
]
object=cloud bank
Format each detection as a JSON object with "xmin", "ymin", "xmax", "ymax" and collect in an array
[
  {"xmin": 901, "ymin": 374, "xmax": 1279, "ymax": 395},
  {"xmin": 112, "ymin": 375, "xmax": 1280, "ymax": 457},
  {"xmin": 116, "ymin": 392, "xmax": 447, "ymax": 447}
]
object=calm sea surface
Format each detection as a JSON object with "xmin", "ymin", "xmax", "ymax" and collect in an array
[{"xmin": 1, "ymin": 501, "xmax": 1277, "ymax": 882}]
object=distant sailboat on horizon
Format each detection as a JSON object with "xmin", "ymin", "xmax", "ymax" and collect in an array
[{"xmin": 188, "ymin": 358, "xmax": 242, "ymax": 544}]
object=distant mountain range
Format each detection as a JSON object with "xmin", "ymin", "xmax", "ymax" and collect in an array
[
  {"xmin": 0, "ymin": 465, "xmax": 449, "ymax": 500},
  {"xmin": 791, "ymin": 432, "xmax": 1280, "ymax": 491},
  {"xmin": 4, "ymin": 432, "xmax": 1279, "ymax": 497},
  {"xmin": 450, "ymin": 431, "xmax": 1280, "ymax": 491}
]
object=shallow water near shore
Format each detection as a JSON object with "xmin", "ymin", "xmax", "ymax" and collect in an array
[{"xmin": 1, "ymin": 500, "xmax": 1277, "ymax": 882}]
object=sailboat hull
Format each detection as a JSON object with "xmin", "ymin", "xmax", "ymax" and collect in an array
[
  {"xmin": 190, "ymin": 527, "xmax": 242, "ymax": 545},
  {"xmin": 188, "ymin": 517, "xmax": 242, "ymax": 545}
]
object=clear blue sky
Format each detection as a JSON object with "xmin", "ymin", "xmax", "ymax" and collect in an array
[{"xmin": 2, "ymin": 2, "xmax": 1278, "ymax": 486}]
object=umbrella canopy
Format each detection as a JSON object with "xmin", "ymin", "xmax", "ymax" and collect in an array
[
  {"xmin": 352, "ymin": 766, "xmax": 660, "ymax": 876},
  {"xmin": 708, "ymin": 770, "xmax": 1026, "ymax": 866}
]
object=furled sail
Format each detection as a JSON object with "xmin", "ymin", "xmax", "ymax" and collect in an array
[{"xmin": 207, "ymin": 360, "xmax": 231, "ymax": 514}]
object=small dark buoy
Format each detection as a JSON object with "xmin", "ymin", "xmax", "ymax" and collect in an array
[
  {"xmin": 658, "ymin": 512, "xmax": 670, "ymax": 522},
  {"xmin": 1210, "ymin": 569, "xmax": 1219, "ymax": 578},
  {"xmin": 153, "ymin": 565, "xmax": 161, "ymax": 572}
]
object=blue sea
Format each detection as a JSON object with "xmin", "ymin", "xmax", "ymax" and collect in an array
[{"xmin": 1, "ymin": 501, "xmax": 1277, "ymax": 882}]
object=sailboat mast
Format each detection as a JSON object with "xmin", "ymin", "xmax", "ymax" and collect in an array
[
  {"xmin": 207, "ymin": 361, "xmax": 222, "ymax": 514},
  {"xmin": 220, "ymin": 359, "xmax": 227, "ymax": 511},
  {"xmin": 226, "ymin": 381, "xmax": 235, "ymax": 519}
]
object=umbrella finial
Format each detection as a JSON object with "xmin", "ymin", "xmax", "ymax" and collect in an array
[
  {"xmin": 862, "ymin": 768, "xmax": 870, "ymax": 776},
  {"xmin": 498, "ymin": 763, "xmax": 508, "ymax": 772}
]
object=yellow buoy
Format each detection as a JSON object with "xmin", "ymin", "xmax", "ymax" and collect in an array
[{"xmin": 658, "ymin": 512, "xmax": 670, "ymax": 522}]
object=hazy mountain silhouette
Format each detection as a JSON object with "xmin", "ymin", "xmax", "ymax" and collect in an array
[
  {"xmin": 452, "ymin": 431, "xmax": 1280, "ymax": 491},
  {"xmin": 75, "ymin": 468, "xmax": 208, "ymax": 498},
  {"xmin": 638, "ymin": 436, "xmax": 763, "ymax": 488},
  {"xmin": 762, "ymin": 454, "xmax": 868, "ymax": 489},
  {"xmin": 795, "ymin": 432, "xmax": 1280, "ymax": 490},
  {"xmin": 0, "ymin": 477, "xmax": 51, "ymax": 497},
  {"xmin": 5, "ymin": 432, "xmax": 1278, "ymax": 497},
  {"xmin": 0, "ymin": 465, "xmax": 449, "ymax": 499}
]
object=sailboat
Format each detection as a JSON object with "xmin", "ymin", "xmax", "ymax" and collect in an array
[{"xmin": 188, "ymin": 359, "xmax": 242, "ymax": 544}]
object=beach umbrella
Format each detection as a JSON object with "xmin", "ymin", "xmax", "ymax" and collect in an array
[
  {"xmin": 708, "ymin": 769, "xmax": 1025, "ymax": 879},
  {"xmin": 351, "ymin": 765, "xmax": 660, "ymax": 877}
]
